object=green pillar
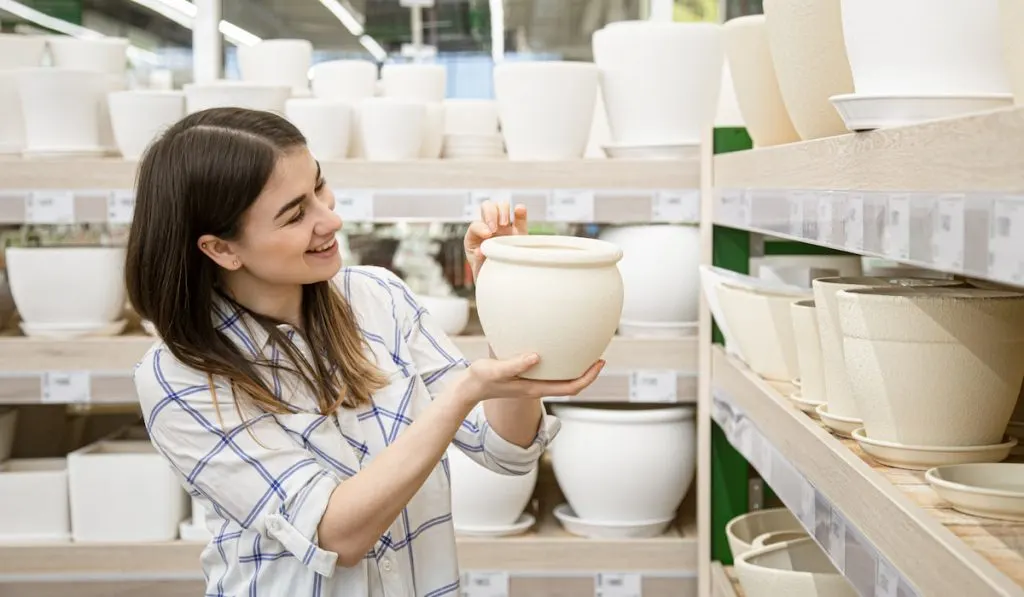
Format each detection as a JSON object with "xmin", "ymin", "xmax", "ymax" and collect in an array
[{"xmin": 24, "ymin": 0, "xmax": 82, "ymax": 24}]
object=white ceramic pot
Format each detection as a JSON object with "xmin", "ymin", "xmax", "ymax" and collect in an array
[
  {"xmin": 812, "ymin": 277, "xmax": 961, "ymax": 420},
  {"xmin": 718, "ymin": 283, "xmax": 811, "ymax": 381},
  {"xmin": 550, "ymin": 405, "xmax": 696, "ymax": 522},
  {"xmin": 285, "ymin": 98, "xmax": 352, "ymax": 161},
  {"xmin": 417, "ymin": 295, "xmax": 470, "ymax": 336},
  {"xmin": 309, "ymin": 60, "xmax": 378, "ymax": 158},
  {"xmin": 443, "ymin": 99, "xmax": 499, "ymax": 135},
  {"xmin": 790, "ymin": 300, "xmax": 826, "ymax": 404},
  {"xmin": 47, "ymin": 36, "xmax": 128, "ymax": 75},
  {"xmin": 420, "ymin": 102, "xmax": 445, "ymax": 159},
  {"xmin": 441, "ymin": 133, "xmax": 505, "ymax": 159},
  {"xmin": 17, "ymin": 68, "xmax": 108, "ymax": 155},
  {"xmin": 0, "ymin": 459, "xmax": 70, "ymax": 543},
  {"xmin": 237, "ymin": 39, "xmax": 313, "ymax": 96},
  {"xmin": 108, "ymin": 91, "xmax": 185, "ymax": 160},
  {"xmin": 183, "ymin": 81, "xmax": 291, "ymax": 114},
  {"xmin": 0, "ymin": 72, "xmax": 26, "ymax": 154},
  {"xmin": 359, "ymin": 98, "xmax": 425, "ymax": 161},
  {"xmin": 380, "ymin": 63, "xmax": 446, "ymax": 102},
  {"xmin": 6, "ymin": 247, "xmax": 126, "ymax": 325},
  {"xmin": 1000, "ymin": 0, "xmax": 1024, "ymax": 105},
  {"xmin": 0, "ymin": 34, "xmax": 46, "ymax": 69},
  {"xmin": 723, "ymin": 15, "xmax": 799, "ymax": 147},
  {"xmin": 736, "ymin": 537, "xmax": 857, "ymax": 597},
  {"xmin": 493, "ymin": 62, "xmax": 598, "ymax": 160},
  {"xmin": 725, "ymin": 508, "xmax": 803, "ymax": 559},
  {"xmin": 592, "ymin": 21, "xmax": 723, "ymax": 146},
  {"xmin": 446, "ymin": 447, "xmax": 537, "ymax": 528},
  {"xmin": 842, "ymin": 0, "xmax": 1008, "ymax": 96},
  {"xmin": 475, "ymin": 235, "xmax": 623, "ymax": 381},
  {"xmin": 598, "ymin": 225, "xmax": 700, "ymax": 324},
  {"xmin": 715, "ymin": 63, "xmax": 745, "ymax": 128},
  {"xmin": 763, "ymin": 0, "xmax": 854, "ymax": 140},
  {"xmin": 839, "ymin": 287, "xmax": 1024, "ymax": 446}
]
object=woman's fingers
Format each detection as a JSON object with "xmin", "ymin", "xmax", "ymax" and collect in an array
[
  {"xmin": 465, "ymin": 221, "xmax": 493, "ymax": 249},
  {"xmin": 497, "ymin": 201, "xmax": 510, "ymax": 227},
  {"xmin": 510, "ymin": 360, "xmax": 606, "ymax": 399},
  {"xmin": 513, "ymin": 204, "xmax": 528, "ymax": 235},
  {"xmin": 480, "ymin": 201, "xmax": 499, "ymax": 232}
]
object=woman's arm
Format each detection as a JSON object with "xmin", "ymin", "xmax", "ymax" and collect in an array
[{"xmin": 482, "ymin": 345, "xmax": 543, "ymax": 448}]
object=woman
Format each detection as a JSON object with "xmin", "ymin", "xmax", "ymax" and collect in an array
[{"xmin": 126, "ymin": 107, "xmax": 604, "ymax": 596}]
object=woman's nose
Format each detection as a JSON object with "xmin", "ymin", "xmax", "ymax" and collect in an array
[{"xmin": 316, "ymin": 202, "xmax": 343, "ymax": 236}]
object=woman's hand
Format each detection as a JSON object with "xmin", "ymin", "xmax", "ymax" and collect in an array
[
  {"xmin": 454, "ymin": 353, "xmax": 605, "ymax": 407},
  {"xmin": 464, "ymin": 200, "xmax": 528, "ymax": 281}
]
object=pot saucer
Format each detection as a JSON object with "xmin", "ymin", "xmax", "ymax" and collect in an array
[
  {"xmin": 925, "ymin": 463, "xmax": 1024, "ymax": 522},
  {"xmin": 791, "ymin": 378, "xmax": 802, "ymax": 388},
  {"xmin": 829, "ymin": 93, "xmax": 1013, "ymax": 132},
  {"xmin": 552, "ymin": 503, "xmax": 673, "ymax": 539},
  {"xmin": 454, "ymin": 512, "xmax": 535, "ymax": 538},
  {"xmin": 852, "ymin": 428, "xmax": 1017, "ymax": 471},
  {"xmin": 602, "ymin": 143, "xmax": 699, "ymax": 160},
  {"xmin": 815, "ymin": 404, "xmax": 862, "ymax": 438},
  {"xmin": 1006, "ymin": 421, "xmax": 1024, "ymax": 456},
  {"xmin": 20, "ymin": 319, "xmax": 127, "ymax": 339},
  {"xmin": 788, "ymin": 392, "xmax": 823, "ymax": 418}
]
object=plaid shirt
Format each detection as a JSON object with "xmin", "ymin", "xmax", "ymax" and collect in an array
[{"xmin": 134, "ymin": 265, "xmax": 558, "ymax": 597}]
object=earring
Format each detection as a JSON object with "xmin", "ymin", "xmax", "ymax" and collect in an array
[{"xmin": 233, "ymin": 259, "xmax": 240, "ymax": 267}]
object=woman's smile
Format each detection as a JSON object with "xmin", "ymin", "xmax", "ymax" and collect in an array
[{"xmin": 306, "ymin": 237, "xmax": 338, "ymax": 257}]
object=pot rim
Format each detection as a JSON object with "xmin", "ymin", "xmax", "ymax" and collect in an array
[
  {"xmin": 735, "ymin": 536, "xmax": 833, "ymax": 574},
  {"xmin": 839, "ymin": 287, "xmax": 1024, "ymax": 301},
  {"xmin": 551, "ymin": 404, "xmax": 695, "ymax": 423},
  {"xmin": 926, "ymin": 463, "xmax": 1024, "ymax": 499},
  {"xmin": 480, "ymin": 235, "xmax": 622, "ymax": 267},
  {"xmin": 812, "ymin": 276, "xmax": 960, "ymax": 288},
  {"xmin": 718, "ymin": 281, "xmax": 810, "ymax": 299},
  {"xmin": 493, "ymin": 61, "xmax": 599, "ymax": 73}
]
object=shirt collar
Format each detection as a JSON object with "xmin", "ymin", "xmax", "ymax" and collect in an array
[{"xmin": 211, "ymin": 293, "xmax": 295, "ymax": 356}]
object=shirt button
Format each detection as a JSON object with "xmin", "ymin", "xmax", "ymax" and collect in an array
[
  {"xmin": 267, "ymin": 519, "xmax": 281, "ymax": 532},
  {"xmin": 381, "ymin": 558, "xmax": 393, "ymax": 573}
]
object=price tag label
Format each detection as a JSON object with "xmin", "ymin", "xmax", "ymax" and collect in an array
[
  {"xmin": 547, "ymin": 190, "xmax": 595, "ymax": 222},
  {"xmin": 465, "ymin": 190, "xmax": 512, "ymax": 221},
  {"xmin": 107, "ymin": 190, "xmax": 135, "ymax": 225},
  {"xmin": 334, "ymin": 190, "xmax": 374, "ymax": 221},
  {"xmin": 756, "ymin": 432, "xmax": 774, "ymax": 483},
  {"xmin": 595, "ymin": 572, "xmax": 641, "ymax": 597},
  {"xmin": 843, "ymin": 193, "xmax": 865, "ymax": 251},
  {"xmin": 798, "ymin": 477, "xmax": 816, "ymax": 529},
  {"xmin": 787, "ymin": 191, "xmax": 805, "ymax": 237},
  {"xmin": 41, "ymin": 371, "xmax": 90, "ymax": 404},
  {"xmin": 932, "ymin": 194, "xmax": 966, "ymax": 271},
  {"xmin": 875, "ymin": 558, "xmax": 900, "ymax": 597},
  {"xmin": 885, "ymin": 194, "xmax": 912, "ymax": 260},
  {"xmin": 462, "ymin": 572, "xmax": 509, "ymax": 597},
  {"xmin": 828, "ymin": 507, "xmax": 847, "ymax": 572},
  {"xmin": 818, "ymin": 195, "xmax": 836, "ymax": 243},
  {"xmin": 719, "ymin": 190, "xmax": 750, "ymax": 227},
  {"xmin": 628, "ymin": 370, "xmax": 677, "ymax": 403},
  {"xmin": 989, "ymin": 196, "xmax": 1024, "ymax": 284},
  {"xmin": 25, "ymin": 190, "xmax": 75, "ymax": 224},
  {"xmin": 652, "ymin": 189, "xmax": 699, "ymax": 223}
]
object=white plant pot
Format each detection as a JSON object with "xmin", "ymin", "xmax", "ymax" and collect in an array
[
  {"xmin": 791, "ymin": 300, "xmax": 826, "ymax": 404},
  {"xmin": 1001, "ymin": 0, "xmax": 1024, "ymax": 105},
  {"xmin": 717, "ymin": 283, "xmax": 811, "ymax": 381},
  {"xmin": 592, "ymin": 21, "xmax": 723, "ymax": 146},
  {"xmin": 417, "ymin": 295, "xmax": 470, "ymax": 336},
  {"xmin": 725, "ymin": 508, "xmax": 803, "ymax": 559},
  {"xmin": 0, "ymin": 72, "xmax": 25, "ymax": 154},
  {"xmin": 475, "ymin": 235, "xmax": 623, "ymax": 381},
  {"xmin": 47, "ymin": 36, "xmax": 128, "ymax": 75},
  {"xmin": 763, "ymin": 0, "xmax": 854, "ymax": 140},
  {"xmin": 108, "ymin": 90, "xmax": 185, "ymax": 160},
  {"xmin": 0, "ymin": 459, "xmax": 70, "ymax": 542},
  {"xmin": 380, "ymin": 63, "xmax": 447, "ymax": 102},
  {"xmin": 0, "ymin": 34, "xmax": 46, "ymax": 69},
  {"xmin": 736, "ymin": 537, "xmax": 857, "ymax": 597},
  {"xmin": 237, "ymin": 39, "xmax": 313, "ymax": 96},
  {"xmin": 285, "ymin": 98, "xmax": 352, "ymax": 161},
  {"xmin": 839, "ymin": 287, "xmax": 1024, "ymax": 446},
  {"xmin": 420, "ymin": 102, "xmax": 445, "ymax": 159},
  {"xmin": 493, "ymin": 62, "xmax": 598, "ymax": 160},
  {"xmin": 359, "ymin": 98, "xmax": 425, "ymax": 161},
  {"xmin": 183, "ymin": 81, "xmax": 291, "ymax": 114},
  {"xmin": 550, "ymin": 405, "xmax": 696, "ymax": 522},
  {"xmin": 446, "ymin": 447, "xmax": 537, "ymax": 528},
  {"xmin": 311, "ymin": 60, "xmax": 379, "ymax": 100},
  {"xmin": 842, "ymin": 0, "xmax": 1008, "ymax": 96},
  {"xmin": 6, "ymin": 247, "xmax": 126, "ymax": 326},
  {"xmin": 443, "ymin": 99, "xmax": 499, "ymax": 135},
  {"xmin": 598, "ymin": 225, "xmax": 700, "ymax": 324},
  {"xmin": 17, "ymin": 68, "xmax": 108, "ymax": 155},
  {"xmin": 723, "ymin": 15, "xmax": 799, "ymax": 147},
  {"xmin": 68, "ymin": 440, "xmax": 187, "ymax": 543}
]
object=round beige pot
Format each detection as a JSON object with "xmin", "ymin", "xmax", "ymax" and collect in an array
[
  {"xmin": 735, "ymin": 537, "xmax": 857, "ymax": 597},
  {"xmin": 717, "ymin": 283, "xmax": 811, "ymax": 381},
  {"xmin": 1001, "ymin": 0, "xmax": 1024, "ymax": 105},
  {"xmin": 723, "ymin": 15, "xmax": 799, "ymax": 147},
  {"xmin": 725, "ymin": 507, "xmax": 803, "ymax": 559},
  {"xmin": 762, "ymin": 0, "xmax": 853, "ymax": 140},
  {"xmin": 812, "ymin": 277, "xmax": 960, "ymax": 419},
  {"xmin": 838, "ymin": 287, "xmax": 1024, "ymax": 447},
  {"xmin": 791, "ymin": 300, "xmax": 825, "ymax": 404},
  {"xmin": 475, "ymin": 236, "xmax": 623, "ymax": 381}
]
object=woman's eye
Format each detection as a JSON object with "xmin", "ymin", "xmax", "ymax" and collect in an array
[
  {"xmin": 315, "ymin": 178, "xmax": 327, "ymax": 193},
  {"xmin": 288, "ymin": 206, "xmax": 306, "ymax": 224}
]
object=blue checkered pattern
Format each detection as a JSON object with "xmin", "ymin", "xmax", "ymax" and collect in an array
[{"xmin": 134, "ymin": 266, "xmax": 558, "ymax": 596}]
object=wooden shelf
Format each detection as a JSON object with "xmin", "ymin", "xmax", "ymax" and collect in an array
[
  {"xmin": 710, "ymin": 563, "xmax": 743, "ymax": 597},
  {"xmin": 712, "ymin": 346, "xmax": 1024, "ymax": 597}
]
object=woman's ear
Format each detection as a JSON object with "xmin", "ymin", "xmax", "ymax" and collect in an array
[{"xmin": 197, "ymin": 235, "xmax": 242, "ymax": 271}]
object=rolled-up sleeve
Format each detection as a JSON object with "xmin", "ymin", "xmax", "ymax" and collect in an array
[{"xmin": 135, "ymin": 347, "xmax": 341, "ymax": 577}]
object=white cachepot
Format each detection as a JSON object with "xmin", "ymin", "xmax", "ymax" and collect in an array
[
  {"xmin": 763, "ymin": 0, "xmax": 853, "ymax": 140},
  {"xmin": 0, "ymin": 458, "xmax": 70, "ymax": 542},
  {"xmin": 183, "ymin": 81, "xmax": 291, "ymax": 114},
  {"xmin": 0, "ymin": 33, "xmax": 46, "ymax": 69},
  {"xmin": 380, "ymin": 63, "xmax": 446, "ymax": 103},
  {"xmin": 47, "ymin": 36, "xmax": 128, "ymax": 75},
  {"xmin": 359, "ymin": 98, "xmax": 425, "ymax": 161},
  {"xmin": 726, "ymin": 508, "xmax": 803, "ymax": 559},
  {"xmin": 418, "ymin": 295, "xmax": 470, "ymax": 336},
  {"xmin": 237, "ymin": 39, "xmax": 313, "ymax": 96},
  {"xmin": 717, "ymin": 283, "xmax": 811, "ymax": 381},
  {"xmin": 108, "ymin": 90, "xmax": 185, "ymax": 160},
  {"xmin": 446, "ymin": 447, "xmax": 537, "ymax": 529},
  {"xmin": 791, "ymin": 300, "xmax": 826, "ymax": 404},
  {"xmin": 813, "ymin": 277, "xmax": 960, "ymax": 419},
  {"xmin": 493, "ymin": 62, "xmax": 598, "ymax": 160},
  {"xmin": 285, "ymin": 98, "xmax": 352, "ymax": 160},
  {"xmin": 6, "ymin": 247, "xmax": 126, "ymax": 326},
  {"xmin": 598, "ymin": 225, "xmax": 700, "ymax": 325},
  {"xmin": 0, "ymin": 35, "xmax": 45, "ymax": 154},
  {"xmin": 443, "ymin": 99, "xmax": 499, "ymax": 135},
  {"xmin": 420, "ymin": 102, "xmax": 445, "ymax": 159},
  {"xmin": 1000, "ymin": 0, "xmax": 1024, "ymax": 105},
  {"xmin": 838, "ymin": 287, "xmax": 1024, "ymax": 446},
  {"xmin": 476, "ymin": 235, "xmax": 623, "ymax": 380},
  {"xmin": 723, "ymin": 15, "xmax": 799, "ymax": 147},
  {"xmin": 842, "ymin": 0, "xmax": 1008, "ymax": 96},
  {"xmin": 17, "ymin": 68, "xmax": 108, "ymax": 156},
  {"xmin": 592, "ymin": 21, "xmax": 723, "ymax": 147},
  {"xmin": 736, "ymin": 537, "xmax": 857, "ymax": 597},
  {"xmin": 311, "ymin": 60, "xmax": 379, "ymax": 100},
  {"xmin": 550, "ymin": 405, "xmax": 695, "ymax": 522}
]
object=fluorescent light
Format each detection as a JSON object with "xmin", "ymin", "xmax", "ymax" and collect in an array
[
  {"xmin": 488, "ymin": 0, "xmax": 504, "ymax": 63},
  {"xmin": 218, "ymin": 21, "xmax": 260, "ymax": 46},
  {"xmin": 125, "ymin": 0, "xmax": 261, "ymax": 46},
  {"xmin": 318, "ymin": 0, "xmax": 364, "ymax": 36},
  {"xmin": 359, "ymin": 34, "xmax": 386, "ymax": 61}
]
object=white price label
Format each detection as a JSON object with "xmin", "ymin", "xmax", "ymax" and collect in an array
[
  {"xmin": 735, "ymin": 424, "xmax": 755, "ymax": 460},
  {"xmin": 547, "ymin": 190, "xmax": 595, "ymax": 222},
  {"xmin": 885, "ymin": 194, "xmax": 912, "ymax": 260},
  {"xmin": 788, "ymin": 191, "xmax": 805, "ymax": 237},
  {"xmin": 628, "ymin": 370, "xmax": 677, "ymax": 403},
  {"xmin": 933, "ymin": 194, "xmax": 965, "ymax": 270},
  {"xmin": 107, "ymin": 190, "xmax": 135, "ymax": 224},
  {"xmin": 652, "ymin": 189, "xmax": 699, "ymax": 223},
  {"xmin": 333, "ymin": 190, "xmax": 374, "ymax": 221},
  {"xmin": 595, "ymin": 572, "xmax": 641, "ymax": 597},
  {"xmin": 465, "ymin": 190, "xmax": 512, "ymax": 221},
  {"xmin": 875, "ymin": 558, "xmax": 900, "ymax": 597},
  {"xmin": 41, "ymin": 371, "xmax": 90, "ymax": 404},
  {"xmin": 843, "ymin": 194, "xmax": 865, "ymax": 251},
  {"xmin": 989, "ymin": 197, "xmax": 1024, "ymax": 284},
  {"xmin": 25, "ymin": 190, "xmax": 75, "ymax": 224},
  {"xmin": 720, "ymin": 190, "xmax": 750, "ymax": 226},
  {"xmin": 818, "ymin": 195, "xmax": 836, "ymax": 243},
  {"xmin": 828, "ymin": 508, "xmax": 847, "ymax": 572},
  {"xmin": 756, "ymin": 432, "xmax": 773, "ymax": 483},
  {"xmin": 462, "ymin": 572, "xmax": 509, "ymax": 597},
  {"xmin": 798, "ymin": 477, "xmax": 816, "ymax": 529}
]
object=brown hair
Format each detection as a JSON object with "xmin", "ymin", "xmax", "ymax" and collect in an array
[{"xmin": 125, "ymin": 107, "xmax": 386, "ymax": 416}]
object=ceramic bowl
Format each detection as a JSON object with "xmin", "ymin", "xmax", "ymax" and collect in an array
[
  {"xmin": 107, "ymin": 90, "xmax": 185, "ymax": 160},
  {"xmin": 926, "ymin": 463, "xmax": 1024, "ymax": 521},
  {"xmin": 446, "ymin": 447, "xmax": 537, "ymax": 529},
  {"xmin": 6, "ymin": 247, "xmax": 126, "ymax": 326},
  {"xmin": 417, "ymin": 295, "xmax": 470, "ymax": 336},
  {"xmin": 735, "ymin": 537, "xmax": 857, "ymax": 597},
  {"xmin": 725, "ymin": 507, "xmax": 804, "ymax": 558}
]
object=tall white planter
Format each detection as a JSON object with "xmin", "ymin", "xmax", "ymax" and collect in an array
[
  {"xmin": 237, "ymin": 39, "xmax": 313, "ymax": 96},
  {"xmin": 47, "ymin": 36, "xmax": 128, "ymax": 75},
  {"xmin": 183, "ymin": 81, "xmax": 291, "ymax": 114},
  {"xmin": 6, "ymin": 247, "xmax": 126, "ymax": 327},
  {"xmin": 310, "ymin": 60, "xmax": 379, "ymax": 158},
  {"xmin": 16, "ymin": 68, "xmax": 108, "ymax": 156},
  {"xmin": 446, "ymin": 447, "xmax": 537, "ymax": 530},
  {"xmin": 791, "ymin": 300, "xmax": 826, "ymax": 404},
  {"xmin": 359, "ymin": 98, "xmax": 425, "ymax": 161},
  {"xmin": 380, "ymin": 63, "xmax": 446, "ymax": 102},
  {"xmin": 0, "ymin": 35, "xmax": 46, "ymax": 154},
  {"xmin": 108, "ymin": 91, "xmax": 185, "ymax": 160},
  {"xmin": 0, "ymin": 34, "xmax": 46, "ymax": 69},
  {"xmin": 285, "ymin": 98, "xmax": 352, "ymax": 160}
]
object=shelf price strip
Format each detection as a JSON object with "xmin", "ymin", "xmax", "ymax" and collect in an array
[
  {"xmin": 25, "ymin": 190, "xmax": 75, "ymax": 224},
  {"xmin": 41, "ymin": 371, "xmax": 90, "ymax": 404},
  {"xmin": 461, "ymin": 571, "xmax": 509, "ymax": 597},
  {"xmin": 547, "ymin": 189, "xmax": 595, "ymax": 222},
  {"xmin": 465, "ymin": 190, "xmax": 512, "ymax": 221},
  {"xmin": 883, "ymin": 194, "xmax": 912, "ymax": 261},
  {"xmin": 652, "ymin": 189, "xmax": 700, "ymax": 223},
  {"xmin": 932, "ymin": 194, "xmax": 966, "ymax": 271},
  {"xmin": 989, "ymin": 196, "xmax": 1024, "ymax": 285},
  {"xmin": 595, "ymin": 572, "xmax": 641, "ymax": 597},
  {"xmin": 333, "ymin": 189, "xmax": 374, "ymax": 222},
  {"xmin": 107, "ymin": 190, "xmax": 135, "ymax": 225},
  {"xmin": 628, "ymin": 370, "xmax": 678, "ymax": 403}
]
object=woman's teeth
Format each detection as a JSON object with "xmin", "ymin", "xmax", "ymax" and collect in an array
[{"xmin": 309, "ymin": 239, "xmax": 336, "ymax": 253}]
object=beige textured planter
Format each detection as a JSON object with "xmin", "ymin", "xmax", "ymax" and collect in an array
[
  {"xmin": 839, "ymin": 287, "xmax": 1024, "ymax": 446},
  {"xmin": 736, "ymin": 537, "xmax": 857, "ymax": 597},
  {"xmin": 762, "ymin": 0, "xmax": 853, "ymax": 140},
  {"xmin": 1001, "ymin": 0, "xmax": 1024, "ymax": 105},
  {"xmin": 718, "ymin": 283, "xmax": 811, "ymax": 381},
  {"xmin": 812, "ymin": 277, "xmax": 960, "ymax": 419},
  {"xmin": 726, "ymin": 507, "xmax": 803, "ymax": 559},
  {"xmin": 723, "ymin": 15, "xmax": 799, "ymax": 147},
  {"xmin": 791, "ymin": 300, "xmax": 825, "ymax": 404}
]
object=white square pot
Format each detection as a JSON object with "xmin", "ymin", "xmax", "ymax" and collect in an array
[
  {"xmin": 0, "ymin": 458, "xmax": 70, "ymax": 543},
  {"xmin": 68, "ymin": 440, "xmax": 186, "ymax": 543}
]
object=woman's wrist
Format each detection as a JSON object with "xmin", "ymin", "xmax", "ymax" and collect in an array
[{"xmin": 447, "ymin": 370, "xmax": 484, "ymax": 412}]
